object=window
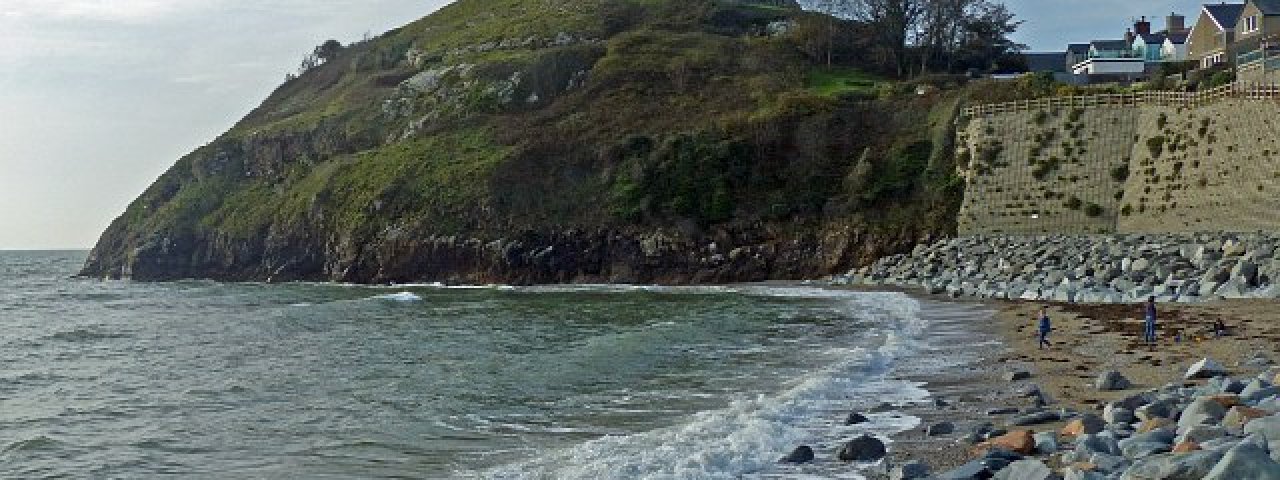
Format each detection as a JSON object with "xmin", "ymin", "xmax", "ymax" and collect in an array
[{"xmin": 1246, "ymin": 15, "xmax": 1260, "ymax": 33}]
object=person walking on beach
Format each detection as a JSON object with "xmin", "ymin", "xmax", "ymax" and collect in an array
[
  {"xmin": 1143, "ymin": 296, "xmax": 1157, "ymax": 344},
  {"xmin": 1037, "ymin": 307, "xmax": 1051, "ymax": 349}
]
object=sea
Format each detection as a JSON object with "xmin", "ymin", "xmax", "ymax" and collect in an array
[{"xmin": 0, "ymin": 250, "xmax": 991, "ymax": 479}]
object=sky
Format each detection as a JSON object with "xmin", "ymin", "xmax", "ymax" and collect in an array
[{"xmin": 0, "ymin": 0, "xmax": 1224, "ymax": 249}]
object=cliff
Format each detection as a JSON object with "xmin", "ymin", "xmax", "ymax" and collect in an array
[{"xmin": 82, "ymin": 0, "xmax": 965, "ymax": 284}]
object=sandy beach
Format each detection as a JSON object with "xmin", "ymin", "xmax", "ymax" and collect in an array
[{"xmin": 871, "ymin": 294, "xmax": 1280, "ymax": 477}]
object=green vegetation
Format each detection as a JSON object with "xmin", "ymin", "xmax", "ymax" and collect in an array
[
  {"xmin": 806, "ymin": 67, "xmax": 881, "ymax": 98},
  {"xmin": 1146, "ymin": 136, "xmax": 1166, "ymax": 158},
  {"xmin": 1084, "ymin": 203, "xmax": 1103, "ymax": 217},
  {"xmin": 1064, "ymin": 196, "xmax": 1082, "ymax": 210},
  {"xmin": 1110, "ymin": 165, "xmax": 1129, "ymax": 182}
]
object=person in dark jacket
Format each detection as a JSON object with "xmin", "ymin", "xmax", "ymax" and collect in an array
[
  {"xmin": 1037, "ymin": 307, "xmax": 1051, "ymax": 349},
  {"xmin": 1143, "ymin": 296, "xmax": 1157, "ymax": 344}
]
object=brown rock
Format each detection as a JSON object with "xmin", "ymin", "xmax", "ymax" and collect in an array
[
  {"xmin": 1061, "ymin": 416, "xmax": 1103, "ymax": 437},
  {"xmin": 1222, "ymin": 405, "xmax": 1269, "ymax": 428},
  {"xmin": 1137, "ymin": 418, "xmax": 1175, "ymax": 433},
  {"xmin": 1208, "ymin": 394, "xmax": 1241, "ymax": 408},
  {"xmin": 1071, "ymin": 462, "xmax": 1098, "ymax": 471},
  {"xmin": 976, "ymin": 430, "xmax": 1036, "ymax": 455},
  {"xmin": 1173, "ymin": 441, "xmax": 1201, "ymax": 453}
]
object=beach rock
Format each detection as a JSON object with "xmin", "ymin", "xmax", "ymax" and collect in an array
[
  {"xmin": 1223, "ymin": 406, "xmax": 1269, "ymax": 428},
  {"xmin": 1122, "ymin": 441, "xmax": 1172, "ymax": 459},
  {"xmin": 1034, "ymin": 431, "xmax": 1059, "ymax": 454},
  {"xmin": 779, "ymin": 446, "xmax": 814, "ymax": 463},
  {"xmin": 1119, "ymin": 450, "xmax": 1226, "ymax": 480},
  {"xmin": 1201, "ymin": 441, "xmax": 1280, "ymax": 480},
  {"xmin": 927, "ymin": 422, "xmax": 955, "ymax": 436},
  {"xmin": 982, "ymin": 430, "xmax": 1036, "ymax": 455},
  {"xmin": 1064, "ymin": 467, "xmax": 1108, "ymax": 480},
  {"xmin": 889, "ymin": 460, "xmax": 930, "ymax": 480},
  {"xmin": 1173, "ymin": 441, "xmax": 1201, "ymax": 453},
  {"xmin": 987, "ymin": 407, "xmax": 1020, "ymax": 416},
  {"xmin": 1104, "ymin": 404, "xmax": 1136, "ymax": 425},
  {"xmin": 1005, "ymin": 371, "xmax": 1032, "ymax": 382},
  {"xmin": 936, "ymin": 459, "xmax": 991, "ymax": 480},
  {"xmin": 992, "ymin": 459, "xmax": 1055, "ymax": 480},
  {"xmin": 845, "ymin": 412, "xmax": 869, "ymax": 425},
  {"xmin": 1076, "ymin": 433, "xmax": 1122, "ymax": 457},
  {"xmin": 1097, "ymin": 371, "xmax": 1133, "ymax": 391},
  {"xmin": 1137, "ymin": 418, "xmax": 1174, "ymax": 433},
  {"xmin": 1207, "ymin": 394, "xmax": 1242, "ymax": 408},
  {"xmin": 1178, "ymin": 397, "xmax": 1228, "ymax": 429},
  {"xmin": 837, "ymin": 435, "xmax": 886, "ymax": 462},
  {"xmin": 1244, "ymin": 386, "xmax": 1280, "ymax": 404},
  {"xmin": 1011, "ymin": 410, "xmax": 1060, "ymax": 426},
  {"xmin": 1136, "ymin": 401, "xmax": 1173, "ymax": 421},
  {"xmin": 1187, "ymin": 358, "xmax": 1228, "ymax": 380},
  {"xmin": 1178, "ymin": 425, "xmax": 1228, "ymax": 444},
  {"xmin": 1063, "ymin": 414, "xmax": 1106, "ymax": 437},
  {"xmin": 1090, "ymin": 452, "xmax": 1131, "ymax": 472},
  {"xmin": 870, "ymin": 402, "xmax": 895, "ymax": 413},
  {"xmin": 1243, "ymin": 416, "xmax": 1280, "ymax": 461}
]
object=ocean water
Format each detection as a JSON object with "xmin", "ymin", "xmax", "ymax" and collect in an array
[{"xmin": 0, "ymin": 251, "xmax": 977, "ymax": 479}]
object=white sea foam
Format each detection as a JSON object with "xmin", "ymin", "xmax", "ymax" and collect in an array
[
  {"xmin": 468, "ymin": 290, "xmax": 929, "ymax": 480},
  {"xmin": 373, "ymin": 292, "xmax": 423, "ymax": 302}
]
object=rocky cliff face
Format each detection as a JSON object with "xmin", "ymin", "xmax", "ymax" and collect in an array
[{"xmin": 82, "ymin": 0, "xmax": 964, "ymax": 284}]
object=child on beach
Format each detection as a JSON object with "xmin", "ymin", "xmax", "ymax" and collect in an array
[
  {"xmin": 1036, "ymin": 307, "xmax": 1051, "ymax": 349},
  {"xmin": 1143, "ymin": 296, "xmax": 1157, "ymax": 344}
]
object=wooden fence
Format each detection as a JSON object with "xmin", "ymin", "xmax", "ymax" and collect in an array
[{"xmin": 961, "ymin": 82, "xmax": 1280, "ymax": 117}]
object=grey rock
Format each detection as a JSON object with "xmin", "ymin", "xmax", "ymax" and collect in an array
[
  {"xmin": 890, "ymin": 460, "xmax": 930, "ymax": 480},
  {"xmin": 779, "ymin": 445, "xmax": 814, "ymax": 463},
  {"xmin": 1178, "ymin": 425, "xmax": 1228, "ymax": 444},
  {"xmin": 1178, "ymin": 397, "xmax": 1228, "ymax": 429},
  {"xmin": 1090, "ymin": 452, "xmax": 1131, "ymax": 472},
  {"xmin": 1097, "ymin": 370, "xmax": 1133, "ymax": 391},
  {"xmin": 927, "ymin": 422, "xmax": 955, "ymax": 436},
  {"xmin": 993, "ymin": 459, "xmax": 1055, "ymax": 480},
  {"xmin": 837, "ymin": 434, "xmax": 886, "ymax": 462},
  {"xmin": 1104, "ymin": 404, "xmax": 1136, "ymax": 425},
  {"xmin": 1034, "ymin": 431, "xmax": 1060, "ymax": 454},
  {"xmin": 987, "ymin": 407, "xmax": 1020, "ymax": 415},
  {"xmin": 845, "ymin": 412, "xmax": 869, "ymax": 425},
  {"xmin": 1119, "ymin": 450, "xmax": 1226, "ymax": 480},
  {"xmin": 1186, "ymin": 358, "xmax": 1229, "ymax": 380},
  {"xmin": 936, "ymin": 459, "xmax": 991, "ymax": 480},
  {"xmin": 1243, "ymin": 415, "xmax": 1280, "ymax": 462},
  {"xmin": 1121, "ymin": 441, "xmax": 1172, "ymax": 459},
  {"xmin": 1202, "ymin": 441, "xmax": 1280, "ymax": 480},
  {"xmin": 1064, "ymin": 467, "xmax": 1108, "ymax": 480},
  {"xmin": 1076, "ymin": 433, "xmax": 1122, "ymax": 457},
  {"xmin": 1005, "ymin": 371, "xmax": 1032, "ymax": 382},
  {"xmin": 1136, "ymin": 400, "xmax": 1173, "ymax": 421},
  {"xmin": 1010, "ymin": 410, "xmax": 1060, "ymax": 426}
]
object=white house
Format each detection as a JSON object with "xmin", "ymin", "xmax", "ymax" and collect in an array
[
  {"xmin": 1072, "ymin": 40, "xmax": 1146, "ymax": 75},
  {"xmin": 1161, "ymin": 31, "xmax": 1190, "ymax": 61}
]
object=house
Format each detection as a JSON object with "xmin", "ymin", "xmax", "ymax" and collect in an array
[
  {"xmin": 1187, "ymin": 3, "xmax": 1246, "ymax": 68},
  {"xmin": 1134, "ymin": 32, "xmax": 1170, "ymax": 64},
  {"xmin": 1066, "ymin": 43, "xmax": 1091, "ymax": 70},
  {"xmin": 1072, "ymin": 40, "xmax": 1146, "ymax": 77},
  {"xmin": 1233, "ymin": 0, "xmax": 1280, "ymax": 81},
  {"xmin": 1162, "ymin": 31, "xmax": 1190, "ymax": 61}
]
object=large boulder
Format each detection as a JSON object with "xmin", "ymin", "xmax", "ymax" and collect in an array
[
  {"xmin": 1178, "ymin": 425, "xmax": 1228, "ymax": 444},
  {"xmin": 1222, "ymin": 406, "xmax": 1270, "ymax": 429},
  {"xmin": 1119, "ymin": 450, "xmax": 1226, "ymax": 480},
  {"xmin": 1202, "ymin": 441, "xmax": 1280, "ymax": 480},
  {"xmin": 1186, "ymin": 358, "xmax": 1228, "ymax": 379},
  {"xmin": 1104, "ymin": 404, "xmax": 1136, "ymax": 425},
  {"xmin": 1075, "ymin": 433, "xmax": 1122, "ymax": 457},
  {"xmin": 779, "ymin": 445, "xmax": 814, "ymax": 464},
  {"xmin": 844, "ymin": 411, "xmax": 869, "ymax": 425},
  {"xmin": 1136, "ymin": 400, "xmax": 1173, "ymax": 421},
  {"xmin": 1244, "ymin": 415, "xmax": 1280, "ymax": 462},
  {"xmin": 1010, "ymin": 410, "xmax": 1060, "ymax": 426},
  {"xmin": 837, "ymin": 434, "xmax": 887, "ymax": 462},
  {"xmin": 992, "ymin": 459, "xmax": 1055, "ymax": 480},
  {"xmin": 1034, "ymin": 431, "xmax": 1059, "ymax": 455},
  {"xmin": 1178, "ymin": 397, "xmax": 1228, "ymax": 429},
  {"xmin": 927, "ymin": 422, "xmax": 955, "ymax": 436},
  {"xmin": 1097, "ymin": 370, "xmax": 1133, "ymax": 391}
]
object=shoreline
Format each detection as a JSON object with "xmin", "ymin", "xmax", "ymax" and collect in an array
[{"xmin": 854, "ymin": 288, "xmax": 1280, "ymax": 478}]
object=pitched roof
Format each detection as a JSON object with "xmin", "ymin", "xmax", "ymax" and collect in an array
[
  {"xmin": 1023, "ymin": 52, "xmax": 1067, "ymax": 73},
  {"xmin": 1204, "ymin": 3, "xmax": 1246, "ymax": 30},
  {"xmin": 1165, "ymin": 31, "xmax": 1190, "ymax": 44},
  {"xmin": 1254, "ymin": 0, "xmax": 1280, "ymax": 15},
  {"xmin": 1067, "ymin": 43, "xmax": 1090, "ymax": 54},
  {"xmin": 1091, "ymin": 40, "xmax": 1131, "ymax": 51}
]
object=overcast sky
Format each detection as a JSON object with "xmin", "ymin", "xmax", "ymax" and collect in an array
[{"xmin": 0, "ymin": 0, "xmax": 1223, "ymax": 249}]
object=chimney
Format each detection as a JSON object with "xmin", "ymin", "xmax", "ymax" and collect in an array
[
  {"xmin": 1125, "ymin": 28, "xmax": 1135, "ymax": 45},
  {"xmin": 1135, "ymin": 16, "xmax": 1152, "ymax": 36},
  {"xmin": 1167, "ymin": 12, "xmax": 1186, "ymax": 32}
]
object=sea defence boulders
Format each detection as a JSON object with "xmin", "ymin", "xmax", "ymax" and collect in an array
[
  {"xmin": 833, "ymin": 233, "xmax": 1280, "ymax": 302},
  {"xmin": 837, "ymin": 434, "xmax": 887, "ymax": 462}
]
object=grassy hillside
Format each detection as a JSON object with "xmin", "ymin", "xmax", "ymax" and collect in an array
[{"xmin": 85, "ymin": 0, "xmax": 968, "ymax": 283}]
